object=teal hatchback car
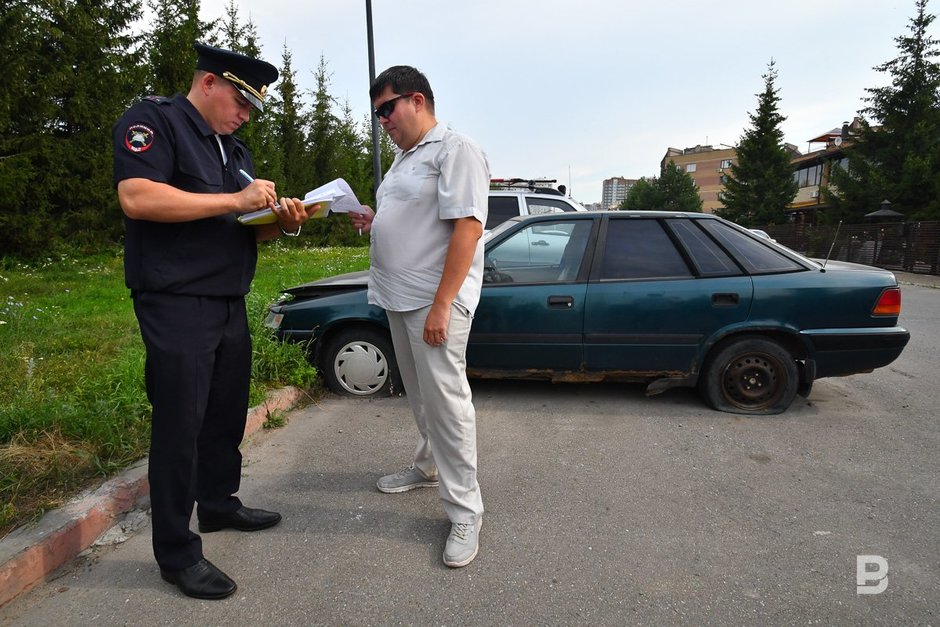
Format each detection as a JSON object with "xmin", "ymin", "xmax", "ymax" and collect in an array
[{"xmin": 265, "ymin": 212, "xmax": 910, "ymax": 415}]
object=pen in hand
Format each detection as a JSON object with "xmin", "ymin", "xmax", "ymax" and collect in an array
[{"xmin": 238, "ymin": 169, "xmax": 280, "ymax": 210}]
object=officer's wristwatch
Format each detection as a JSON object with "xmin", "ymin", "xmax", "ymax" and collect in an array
[{"xmin": 279, "ymin": 223, "xmax": 302, "ymax": 237}]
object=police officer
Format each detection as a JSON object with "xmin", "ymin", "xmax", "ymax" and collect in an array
[{"xmin": 112, "ymin": 43, "xmax": 316, "ymax": 600}]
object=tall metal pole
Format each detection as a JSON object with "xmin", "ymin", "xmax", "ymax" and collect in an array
[{"xmin": 366, "ymin": 0, "xmax": 382, "ymax": 191}]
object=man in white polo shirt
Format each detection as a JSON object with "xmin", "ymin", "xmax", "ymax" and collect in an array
[{"xmin": 349, "ymin": 65, "xmax": 488, "ymax": 568}]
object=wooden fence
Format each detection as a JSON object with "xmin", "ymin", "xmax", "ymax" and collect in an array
[{"xmin": 761, "ymin": 220, "xmax": 940, "ymax": 276}]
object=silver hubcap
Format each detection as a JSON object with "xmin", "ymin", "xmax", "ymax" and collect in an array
[{"xmin": 334, "ymin": 340, "xmax": 389, "ymax": 395}]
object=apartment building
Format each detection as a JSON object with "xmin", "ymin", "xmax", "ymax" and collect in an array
[
  {"xmin": 660, "ymin": 145, "xmax": 737, "ymax": 214},
  {"xmin": 787, "ymin": 120, "xmax": 861, "ymax": 224},
  {"xmin": 601, "ymin": 176, "xmax": 637, "ymax": 209}
]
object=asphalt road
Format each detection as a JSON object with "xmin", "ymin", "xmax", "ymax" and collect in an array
[{"xmin": 2, "ymin": 286, "xmax": 938, "ymax": 626}]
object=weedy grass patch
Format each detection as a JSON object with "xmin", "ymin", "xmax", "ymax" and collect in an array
[{"xmin": 0, "ymin": 242, "xmax": 369, "ymax": 536}]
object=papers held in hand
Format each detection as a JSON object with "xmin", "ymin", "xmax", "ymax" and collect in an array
[{"xmin": 237, "ymin": 178, "xmax": 364, "ymax": 225}]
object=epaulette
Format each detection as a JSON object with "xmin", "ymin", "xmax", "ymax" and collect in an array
[{"xmin": 142, "ymin": 95, "xmax": 171, "ymax": 105}]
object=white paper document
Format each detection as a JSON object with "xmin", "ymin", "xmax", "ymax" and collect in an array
[{"xmin": 237, "ymin": 178, "xmax": 363, "ymax": 225}]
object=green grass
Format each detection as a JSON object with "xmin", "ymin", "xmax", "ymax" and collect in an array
[{"xmin": 0, "ymin": 242, "xmax": 370, "ymax": 537}]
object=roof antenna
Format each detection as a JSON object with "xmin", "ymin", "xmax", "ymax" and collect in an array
[{"xmin": 822, "ymin": 220, "xmax": 842, "ymax": 270}]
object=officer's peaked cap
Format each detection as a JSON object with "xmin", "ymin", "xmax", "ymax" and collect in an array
[{"xmin": 194, "ymin": 42, "xmax": 278, "ymax": 112}]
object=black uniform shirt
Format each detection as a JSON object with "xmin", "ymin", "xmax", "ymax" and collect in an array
[{"xmin": 113, "ymin": 94, "xmax": 258, "ymax": 296}]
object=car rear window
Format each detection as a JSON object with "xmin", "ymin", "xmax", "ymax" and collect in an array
[
  {"xmin": 486, "ymin": 196, "xmax": 519, "ymax": 230},
  {"xmin": 699, "ymin": 220, "xmax": 804, "ymax": 274},
  {"xmin": 600, "ymin": 219, "xmax": 692, "ymax": 280},
  {"xmin": 666, "ymin": 219, "xmax": 742, "ymax": 277},
  {"xmin": 525, "ymin": 197, "xmax": 577, "ymax": 215}
]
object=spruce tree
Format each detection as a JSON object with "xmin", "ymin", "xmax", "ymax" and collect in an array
[
  {"xmin": 826, "ymin": 0, "xmax": 940, "ymax": 222},
  {"xmin": 145, "ymin": 0, "xmax": 215, "ymax": 97},
  {"xmin": 302, "ymin": 55, "xmax": 359, "ymax": 245},
  {"xmin": 211, "ymin": 2, "xmax": 280, "ymax": 178},
  {"xmin": 51, "ymin": 0, "xmax": 146, "ymax": 247},
  {"xmin": 333, "ymin": 100, "xmax": 372, "ymax": 204},
  {"xmin": 308, "ymin": 55, "xmax": 340, "ymax": 187},
  {"xmin": 0, "ymin": 1, "xmax": 49, "ymax": 255},
  {"xmin": 359, "ymin": 112, "xmax": 395, "ymax": 204},
  {"xmin": 271, "ymin": 46, "xmax": 306, "ymax": 195},
  {"xmin": 0, "ymin": 0, "xmax": 144, "ymax": 256},
  {"xmin": 718, "ymin": 61, "xmax": 798, "ymax": 226}
]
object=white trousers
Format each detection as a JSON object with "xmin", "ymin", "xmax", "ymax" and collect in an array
[{"xmin": 386, "ymin": 304, "xmax": 483, "ymax": 523}]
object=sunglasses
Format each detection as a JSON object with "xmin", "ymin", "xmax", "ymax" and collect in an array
[{"xmin": 373, "ymin": 93, "xmax": 415, "ymax": 119}]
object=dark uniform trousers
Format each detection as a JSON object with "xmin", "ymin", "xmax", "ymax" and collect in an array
[{"xmin": 133, "ymin": 291, "xmax": 251, "ymax": 570}]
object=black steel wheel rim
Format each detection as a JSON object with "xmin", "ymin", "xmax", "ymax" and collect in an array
[{"xmin": 720, "ymin": 351, "xmax": 784, "ymax": 410}]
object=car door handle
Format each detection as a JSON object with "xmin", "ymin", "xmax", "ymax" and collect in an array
[
  {"xmin": 711, "ymin": 292, "xmax": 740, "ymax": 306},
  {"xmin": 531, "ymin": 240, "xmax": 550, "ymax": 246},
  {"xmin": 548, "ymin": 295, "xmax": 574, "ymax": 309}
]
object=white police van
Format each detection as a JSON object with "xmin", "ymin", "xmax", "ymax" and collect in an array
[{"xmin": 486, "ymin": 178, "xmax": 586, "ymax": 231}]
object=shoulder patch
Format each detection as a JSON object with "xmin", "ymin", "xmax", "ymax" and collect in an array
[
  {"xmin": 142, "ymin": 95, "xmax": 170, "ymax": 104},
  {"xmin": 124, "ymin": 124, "xmax": 155, "ymax": 153}
]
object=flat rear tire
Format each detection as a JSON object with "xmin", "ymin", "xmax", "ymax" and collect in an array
[{"xmin": 700, "ymin": 337, "xmax": 798, "ymax": 415}]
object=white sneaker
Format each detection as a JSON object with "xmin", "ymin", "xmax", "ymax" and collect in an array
[
  {"xmin": 443, "ymin": 519, "xmax": 481, "ymax": 568},
  {"xmin": 376, "ymin": 465, "xmax": 439, "ymax": 493}
]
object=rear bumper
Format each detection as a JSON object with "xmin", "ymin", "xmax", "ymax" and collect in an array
[{"xmin": 800, "ymin": 327, "xmax": 910, "ymax": 378}]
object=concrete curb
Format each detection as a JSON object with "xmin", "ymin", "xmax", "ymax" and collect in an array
[
  {"xmin": 0, "ymin": 386, "xmax": 307, "ymax": 608},
  {"xmin": 893, "ymin": 270, "xmax": 940, "ymax": 289}
]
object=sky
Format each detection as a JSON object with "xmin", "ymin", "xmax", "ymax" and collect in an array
[{"xmin": 193, "ymin": 0, "xmax": 917, "ymax": 203}]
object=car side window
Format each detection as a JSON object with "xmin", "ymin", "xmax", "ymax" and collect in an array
[
  {"xmin": 525, "ymin": 197, "xmax": 577, "ymax": 215},
  {"xmin": 666, "ymin": 219, "xmax": 742, "ymax": 276},
  {"xmin": 484, "ymin": 220, "xmax": 589, "ymax": 284},
  {"xmin": 485, "ymin": 196, "xmax": 520, "ymax": 230},
  {"xmin": 600, "ymin": 219, "xmax": 692, "ymax": 280},
  {"xmin": 699, "ymin": 220, "xmax": 804, "ymax": 274}
]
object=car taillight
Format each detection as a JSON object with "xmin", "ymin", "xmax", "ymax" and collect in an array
[{"xmin": 872, "ymin": 287, "xmax": 901, "ymax": 316}]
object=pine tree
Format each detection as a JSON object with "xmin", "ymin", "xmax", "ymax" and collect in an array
[
  {"xmin": 826, "ymin": 0, "xmax": 940, "ymax": 222},
  {"xmin": 717, "ymin": 61, "xmax": 798, "ymax": 226}
]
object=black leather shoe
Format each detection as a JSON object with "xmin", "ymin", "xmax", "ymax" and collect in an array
[
  {"xmin": 198, "ymin": 505, "xmax": 282, "ymax": 533},
  {"xmin": 160, "ymin": 558, "xmax": 237, "ymax": 600}
]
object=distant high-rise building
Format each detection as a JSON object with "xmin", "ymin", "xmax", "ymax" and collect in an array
[{"xmin": 602, "ymin": 177, "xmax": 637, "ymax": 209}]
